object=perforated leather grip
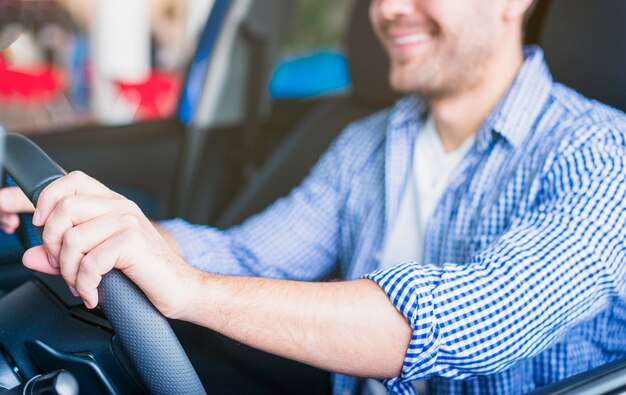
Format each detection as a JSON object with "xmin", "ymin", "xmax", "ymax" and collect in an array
[
  {"xmin": 5, "ymin": 134, "xmax": 206, "ymax": 395},
  {"xmin": 100, "ymin": 271, "xmax": 206, "ymax": 395}
]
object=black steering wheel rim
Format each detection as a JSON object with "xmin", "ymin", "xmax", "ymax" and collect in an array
[{"xmin": 5, "ymin": 134, "xmax": 206, "ymax": 395}]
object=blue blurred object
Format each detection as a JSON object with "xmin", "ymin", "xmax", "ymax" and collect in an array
[
  {"xmin": 269, "ymin": 50, "xmax": 351, "ymax": 98},
  {"xmin": 68, "ymin": 34, "xmax": 90, "ymax": 112},
  {"xmin": 0, "ymin": 176, "xmax": 34, "ymax": 262},
  {"xmin": 177, "ymin": 0, "xmax": 231, "ymax": 125}
]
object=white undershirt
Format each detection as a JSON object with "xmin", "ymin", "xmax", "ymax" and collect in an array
[
  {"xmin": 380, "ymin": 115, "xmax": 475, "ymax": 268},
  {"xmin": 366, "ymin": 116, "xmax": 475, "ymax": 395}
]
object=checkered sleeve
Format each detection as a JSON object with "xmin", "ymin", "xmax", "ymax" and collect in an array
[
  {"xmin": 159, "ymin": 123, "xmax": 362, "ymax": 280},
  {"xmin": 366, "ymin": 126, "xmax": 626, "ymax": 391}
]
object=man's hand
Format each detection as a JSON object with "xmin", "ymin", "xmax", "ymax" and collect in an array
[
  {"xmin": 0, "ymin": 187, "xmax": 35, "ymax": 234},
  {"xmin": 20, "ymin": 171, "xmax": 411, "ymax": 379},
  {"xmin": 22, "ymin": 171, "xmax": 199, "ymax": 318}
]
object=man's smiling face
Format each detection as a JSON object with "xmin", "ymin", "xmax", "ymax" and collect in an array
[{"xmin": 369, "ymin": 0, "xmax": 503, "ymax": 99}]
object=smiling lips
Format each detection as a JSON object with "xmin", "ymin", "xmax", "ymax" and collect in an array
[{"xmin": 391, "ymin": 32, "xmax": 432, "ymax": 46}]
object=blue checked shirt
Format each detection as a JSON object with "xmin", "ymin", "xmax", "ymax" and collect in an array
[{"xmin": 161, "ymin": 46, "xmax": 626, "ymax": 394}]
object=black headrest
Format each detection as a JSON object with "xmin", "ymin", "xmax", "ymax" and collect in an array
[
  {"xmin": 344, "ymin": 0, "xmax": 399, "ymax": 106},
  {"xmin": 539, "ymin": 0, "xmax": 626, "ymax": 112}
]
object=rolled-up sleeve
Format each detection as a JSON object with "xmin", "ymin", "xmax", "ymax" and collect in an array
[{"xmin": 366, "ymin": 131, "xmax": 626, "ymax": 391}]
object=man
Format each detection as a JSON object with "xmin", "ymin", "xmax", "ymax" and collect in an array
[{"xmin": 1, "ymin": 0, "xmax": 625, "ymax": 393}]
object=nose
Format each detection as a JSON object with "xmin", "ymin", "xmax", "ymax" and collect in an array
[{"xmin": 377, "ymin": 0, "xmax": 415, "ymax": 20}]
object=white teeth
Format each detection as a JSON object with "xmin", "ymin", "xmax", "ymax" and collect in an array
[{"xmin": 393, "ymin": 33, "xmax": 431, "ymax": 46}]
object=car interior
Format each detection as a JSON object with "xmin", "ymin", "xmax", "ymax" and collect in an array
[{"xmin": 0, "ymin": 0, "xmax": 624, "ymax": 393}]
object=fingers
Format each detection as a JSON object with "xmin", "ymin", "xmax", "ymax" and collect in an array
[
  {"xmin": 24, "ymin": 171, "xmax": 165, "ymax": 310},
  {"xmin": 33, "ymin": 171, "xmax": 120, "ymax": 226},
  {"xmin": 0, "ymin": 214, "xmax": 20, "ymax": 234},
  {"xmin": 57, "ymin": 213, "xmax": 138, "ymax": 292},
  {"xmin": 0, "ymin": 187, "xmax": 35, "ymax": 213},
  {"xmin": 75, "ymin": 229, "xmax": 142, "ymax": 308},
  {"xmin": 41, "ymin": 195, "xmax": 141, "ymax": 264},
  {"xmin": 22, "ymin": 246, "xmax": 61, "ymax": 275},
  {"xmin": 0, "ymin": 187, "xmax": 35, "ymax": 234},
  {"xmin": 73, "ymin": 226, "xmax": 188, "ymax": 314},
  {"xmin": 27, "ymin": 213, "xmax": 146, "ymax": 309}
]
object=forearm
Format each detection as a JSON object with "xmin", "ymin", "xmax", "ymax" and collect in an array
[
  {"xmin": 178, "ymin": 274, "xmax": 412, "ymax": 379},
  {"xmin": 152, "ymin": 223, "xmax": 410, "ymax": 378}
]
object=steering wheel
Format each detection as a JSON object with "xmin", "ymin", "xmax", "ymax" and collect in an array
[{"xmin": 5, "ymin": 134, "xmax": 207, "ymax": 395}]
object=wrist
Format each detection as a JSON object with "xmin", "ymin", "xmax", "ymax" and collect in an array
[
  {"xmin": 156, "ymin": 257, "xmax": 203, "ymax": 320},
  {"xmin": 153, "ymin": 222, "xmax": 182, "ymax": 256},
  {"xmin": 173, "ymin": 268, "xmax": 222, "ymax": 325}
]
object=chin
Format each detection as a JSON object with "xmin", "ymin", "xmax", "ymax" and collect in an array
[
  {"xmin": 390, "ymin": 71, "xmax": 454, "ymax": 99},
  {"xmin": 389, "ymin": 65, "xmax": 434, "ymax": 94},
  {"xmin": 390, "ymin": 77, "xmax": 427, "ymax": 95},
  {"xmin": 389, "ymin": 74, "xmax": 417, "ymax": 93}
]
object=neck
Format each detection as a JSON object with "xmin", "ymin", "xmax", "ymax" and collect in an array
[{"xmin": 429, "ymin": 45, "xmax": 524, "ymax": 152}]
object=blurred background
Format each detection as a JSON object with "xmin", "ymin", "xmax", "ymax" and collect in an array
[{"xmin": 0, "ymin": 0, "xmax": 353, "ymax": 133}]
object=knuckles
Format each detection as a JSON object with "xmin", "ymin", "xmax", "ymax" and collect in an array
[
  {"xmin": 67, "ymin": 170, "xmax": 87, "ymax": 182},
  {"xmin": 62, "ymin": 228, "xmax": 82, "ymax": 249},
  {"xmin": 41, "ymin": 232, "xmax": 56, "ymax": 247},
  {"xmin": 120, "ymin": 213, "xmax": 141, "ymax": 229},
  {"xmin": 56, "ymin": 195, "xmax": 79, "ymax": 217},
  {"xmin": 122, "ymin": 200, "xmax": 143, "ymax": 218},
  {"xmin": 80, "ymin": 255, "xmax": 100, "ymax": 276},
  {"xmin": 34, "ymin": 170, "xmax": 153, "ymax": 296}
]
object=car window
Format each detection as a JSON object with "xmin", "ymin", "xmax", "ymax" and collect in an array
[
  {"xmin": 0, "ymin": 0, "xmax": 211, "ymax": 134},
  {"xmin": 269, "ymin": 0, "xmax": 354, "ymax": 99}
]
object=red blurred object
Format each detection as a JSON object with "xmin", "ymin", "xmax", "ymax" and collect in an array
[
  {"xmin": 0, "ymin": 53, "xmax": 65, "ymax": 105},
  {"xmin": 115, "ymin": 71, "xmax": 181, "ymax": 120}
]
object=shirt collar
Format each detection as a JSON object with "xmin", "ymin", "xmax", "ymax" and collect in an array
[
  {"xmin": 388, "ymin": 94, "xmax": 427, "ymax": 131},
  {"xmin": 388, "ymin": 46, "xmax": 554, "ymax": 150},
  {"xmin": 484, "ymin": 45, "xmax": 554, "ymax": 149}
]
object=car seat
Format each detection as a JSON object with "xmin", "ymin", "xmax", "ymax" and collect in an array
[
  {"xmin": 216, "ymin": 0, "xmax": 398, "ymax": 228},
  {"xmin": 536, "ymin": 0, "xmax": 625, "ymax": 112}
]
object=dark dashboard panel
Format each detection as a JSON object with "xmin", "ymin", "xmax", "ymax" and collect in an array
[{"xmin": 0, "ymin": 277, "xmax": 144, "ymax": 394}]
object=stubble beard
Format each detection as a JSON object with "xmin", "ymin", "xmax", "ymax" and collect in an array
[{"xmin": 389, "ymin": 25, "xmax": 497, "ymax": 101}]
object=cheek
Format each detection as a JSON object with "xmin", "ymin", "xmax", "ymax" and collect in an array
[{"xmin": 424, "ymin": 0, "xmax": 489, "ymax": 41}]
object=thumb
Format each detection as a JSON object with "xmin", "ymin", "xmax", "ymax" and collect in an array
[
  {"xmin": 23, "ymin": 246, "xmax": 61, "ymax": 275},
  {"xmin": 0, "ymin": 187, "xmax": 35, "ymax": 214}
]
